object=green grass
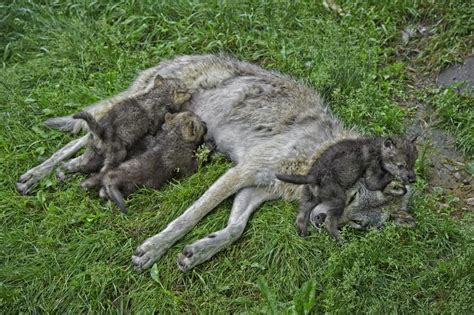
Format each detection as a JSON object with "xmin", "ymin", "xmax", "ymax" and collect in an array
[
  {"xmin": 420, "ymin": 86, "xmax": 474, "ymax": 156},
  {"xmin": 1, "ymin": 0, "xmax": 473, "ymax": 313}
]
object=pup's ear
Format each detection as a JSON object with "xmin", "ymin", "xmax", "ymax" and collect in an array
[
  {"xmin": 154, "ymin": 74, "xmax": 165, "ymax": 88},
  {"xmin": 164, "ymin": 112, "xmax": 175, "ymax": 123},
  {"xmin": 181, "ymin": 119, "xmax": 198, "ymax": 142},
  {"xmin": 383, "ymin": 137, "xmax": 395, "ymax": 149},
  {"xmin": 173, "ymin": 90, "xmax": 191, "ymax": 106}
]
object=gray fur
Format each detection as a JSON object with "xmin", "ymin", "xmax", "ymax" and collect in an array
[
  {"xmin": 100, "ymin": 111, "xmax": 206, "ymax": 213},
  {"xmin": 71, "ymin": 75, "xmax": 191, "ymax": 175},
  {"xmin": 310, "ymin": 180, "xmax": 414, "ymax": 230},
  {"xmin": 277, "ymin": 136, "xmax": 418, "ymax": 240},
  {"xmin": 17, "ymin": 54, "xmax": 417, "ymax": 271}
]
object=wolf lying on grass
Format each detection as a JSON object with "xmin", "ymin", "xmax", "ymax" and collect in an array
[
  {"xmin": 92, "ymin": 111, "xmax": 206, "ymax": 213},
  {"xmin": 17, "ymin": 54, "xmax": 416, "ymax": 272},
  {"xmin": 277, "ymin": 136, "xmax": 418, "ymax": 241}
]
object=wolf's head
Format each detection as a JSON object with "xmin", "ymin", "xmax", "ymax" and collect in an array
[
  {"xmin": 149, "ymin": 75, "xmax": 191, "ymax": 112},
  {"xmin": 163, "ymin": 111, "xmax": 207, "ymax": 144},
  {"xmin": 380, "ymin": 136, "xmax": 418, "ymax": 184}
]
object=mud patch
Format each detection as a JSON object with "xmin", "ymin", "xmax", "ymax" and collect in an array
[
  {"xmin": 406, "ymin": 56, "xmax": 473, "ymax": 216},
  {"xmin": 409, "ymin": 104, "xmax": 472, "ymax": 211},
  {"xmin": 437, "ymin": 56, "xmax": 474, "ymax": 94}
]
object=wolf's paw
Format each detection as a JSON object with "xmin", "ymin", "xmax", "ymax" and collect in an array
[
  {"xmin": 391, "ymin": 210, "xmax": 416, "ymax": 228},
  {"xmin": 384, "ymin": 181, "xmax": 407, "ymax": 197},
  {"xmin": 177, "ymin": 246, "xmax": 194, "ymax": 273},
  {"xmin": 16, "ymin": 181, "xmax": 33, "ymax": 195},
  {"xmin": 55, "ymin": 163, "xmax": 70, "ymax": 182},
  {"xmin": 16, "ymin": 171, "xmax": 40, "ymax": 194},
  {"xmin": 132, "ymin": 239, "xmax": 166, "ymax": 272},
  {"xmin": 176, "ymin": 235, "xmax": 221, "ymax": 272},
  {"xmin": 18, "ymin": 172, "xmax": 33, "ymax": 184}
]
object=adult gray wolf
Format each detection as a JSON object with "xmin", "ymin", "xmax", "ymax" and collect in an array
[{"xmin": 16, "ymin": 54, "xmax": 415, "ymax": 272}]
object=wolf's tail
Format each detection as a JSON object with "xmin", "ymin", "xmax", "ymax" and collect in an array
[
  {"xmin": 105, "ymin": 184, "xmax": 127, "ymax": 213},
  {"xmin": 72, "ymin": 111, "xmax": 105, "ymax": 139}
]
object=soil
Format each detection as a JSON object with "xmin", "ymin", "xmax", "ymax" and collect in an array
[
  {"xmin": 404, "ymin": 54, "xmax": 473, "ymax": 216},
  {"xmin": 437, "ymin": 56, "xmax": 474, "ymax": 95}
]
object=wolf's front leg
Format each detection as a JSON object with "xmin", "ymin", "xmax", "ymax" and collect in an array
[
  {"xmin": 176, "ymin": 187, "xmax": 277, "ymax": 272},
  {"xmin": 16, "ymin": 135, "xmax": 89, "ymax": 194},
  {"xmin": 132, "ymin": 165, "xmax": 255, "ymax": 271},
  {"xmin": 381, "ymin": 180, "xmax": 416, "ymax": 227},
  {"xmin": 389, "ymin": 184, "xmax": 416, "ymax": 228},
  {"xmin": 56, "ymin": 142, "xmax": 104, "ymax": 181}
]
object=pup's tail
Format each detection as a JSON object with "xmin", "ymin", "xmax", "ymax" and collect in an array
[
  {"xmin": 276, "ymin": 173, "xmax": 315, "ymax": 185},
  {"xmin": 105, "ymin": 184, "xmax": 127, "ymax": 213},
  {"xmin": 72, "ymin": 111, "xmax": 105, "ymax": 139}
]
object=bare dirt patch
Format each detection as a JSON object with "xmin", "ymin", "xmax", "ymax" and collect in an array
[{"xmin": 404, "ymin": 55, "xmax": 473, "ymax": 216}]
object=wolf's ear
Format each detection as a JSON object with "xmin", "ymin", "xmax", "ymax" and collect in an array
[
  {"xmin": 154, "ymin": 74, "xmax": 165, "ymax": 88},
  {"xmin": 164, "ymin": 112, "xmax": 175, "ymax": 123},
  {"xmin": 383, "ymin": 137, "xmax": 395, "ymax": 149},
  {"xmin": 410, "ymin": 135, "xmax": 418, "ymax": 143}
]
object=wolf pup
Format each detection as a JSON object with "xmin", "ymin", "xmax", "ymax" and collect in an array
[
  {"xmin": 277, "ymin": 136, "xmax": 418, "ymax": 240},
  {"xmin": 99, "ymin": 111, "xmax": 206, "ymax": 213},
  {"xmin": 72, "ymin": 75, "xmax": 191, "ymax": 175}
]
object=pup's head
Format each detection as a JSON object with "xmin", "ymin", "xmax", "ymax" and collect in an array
[
  {"xmin": 152, "ymin": 75, "xmax": 191, "ymax": 111},
  {"xmin": 380, "ymin": 136, "xmax": 418, "ymax": 184},
  {"xmin": 163, "ymin": 111, "xmax": 207, "ymax": 144}
]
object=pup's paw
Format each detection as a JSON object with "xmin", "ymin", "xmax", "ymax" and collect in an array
[
  {"xmin": 391, "ymin": 210, "xmax": 416, "ymax": 228},
  {"xmin": 384, "ymin": 180, "xmax": 407, "ymax": 197}
]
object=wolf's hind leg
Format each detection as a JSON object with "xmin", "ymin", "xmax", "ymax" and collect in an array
[
  {"xmin": 101, "ymin": 142, "xmax": 127, "ymax": 173},
  {"xmin": 17, "ymin": 135, "xmax": 89, "ymax": 194},
  {"xmin": 296, "ymin": 185, "xmax": 319, "ymax": 237},
  {"xmin": 56, "ymin": 148, "xmax": 103, "ymax": 181},
  {"xmin": 323, "ymin": 199, "xmax": 345, "ymax": 242},
  {"xmin": 132, "ymin": 165, "xmax": 255, "ymax": 271},
  {"xmin": 176, "ymin": 187, "xmax": 277, "ymax": 272}
]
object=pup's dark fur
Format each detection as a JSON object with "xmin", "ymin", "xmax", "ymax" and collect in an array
[
  {"xmin": 72, "ymin": 75, "xmax": 191, "ymax": 174},
  {"xmin": 277, "ymin": 136, "xmax": 418, "ymax": 240},
  {"xmin": 100, "ymin": 111, "xmax": 206, "ymax": 213}
]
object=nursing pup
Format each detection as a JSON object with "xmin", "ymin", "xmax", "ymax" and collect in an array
[
  {"xmin": 99, "ymin": 111, "xmax": 206, "ymax": 213},
  {"xmin": 66, "ymin": 75, "xmax": 191, "ymax": 177}
]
